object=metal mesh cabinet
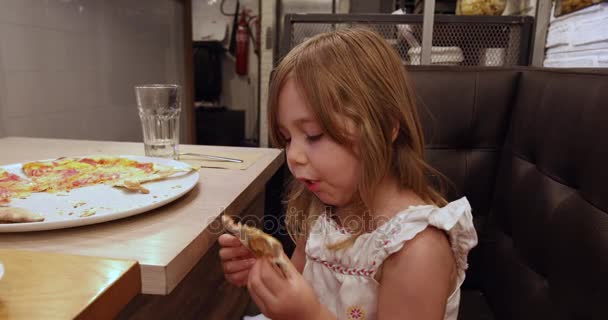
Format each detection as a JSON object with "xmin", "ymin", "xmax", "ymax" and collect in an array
[{"xmin": 279, "ymin": 14, "xmax": 534, "ymax": 67}]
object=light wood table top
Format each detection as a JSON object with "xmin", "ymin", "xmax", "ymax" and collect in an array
[
  {"xmin": 0, "ymin": 137, "xmax": 284, "ymax": 294},
  {"xmin": 0, "ymin": 249, "xmax": 140, "ymax": 319}
]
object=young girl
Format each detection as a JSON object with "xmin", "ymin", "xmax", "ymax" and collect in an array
[{"xmin": 219, "ymin": 28, "xmax": 477, "ymax": 320}]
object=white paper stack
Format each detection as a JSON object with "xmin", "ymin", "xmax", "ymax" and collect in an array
[{"xmin": 544, "ymin": 3, "xmax": 608, "ymax": 68}]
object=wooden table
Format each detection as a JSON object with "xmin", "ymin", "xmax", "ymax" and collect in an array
[
  {"xmin": 0, "ymin": 137, "xmax": 284, "ymax": 298},
  {"xmin": 0, "ymin": 249, "xmax": 140, "ymax": 319}
]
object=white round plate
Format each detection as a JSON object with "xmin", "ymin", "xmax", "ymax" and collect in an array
[{"xmin": 0, "ymin": 155, "xmax": 199, "ymax": 233}]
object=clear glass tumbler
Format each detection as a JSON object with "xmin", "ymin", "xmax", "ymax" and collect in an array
[{"xmin": 134, "ymin": 84, "xmax": 181, "ymax": 159}]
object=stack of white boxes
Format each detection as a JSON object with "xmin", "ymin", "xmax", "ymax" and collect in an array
[{"xmin": 544, "ymin": 2, "xmax": 608, "ymax": 67}]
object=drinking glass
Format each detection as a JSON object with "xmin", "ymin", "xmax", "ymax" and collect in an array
[{"xmin": 135, "ymin": 84, "xmax": 181, "ymax": 159}]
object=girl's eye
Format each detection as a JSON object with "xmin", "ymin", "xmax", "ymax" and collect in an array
[
  {"xmin": 306, "ymin": 134, "xmax": 323, "ymax": 142},
  {"xmin": 279, "ymin": 132, "xmax": 290, "ymax": 143}
]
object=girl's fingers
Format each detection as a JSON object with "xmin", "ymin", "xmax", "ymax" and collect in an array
[
  {"xmin": 219, "ymin": 245, "xmax": 254, "ymax": 261},
  {"xmin": 276, "ymin": 251, "xmax": 297, "ymax": 279},
  {"xmin": 248, "ymin": 284, "xmax": 268, "ymax": 315},
  {"xmin": 218, "ymin": 233, "xmax": 243, "ymax": 247},
  {"xmin": 248, "ymin": 260, "xmax": 277, "ymax": 311},
  {"xmin": 247, "ymin": 261, "xmax": 268, "ymax": 314},
  {"xmin": 223, "ymin": 257, "xmax": 257, "ymax": 274},
  {"xmin": 258, "ymin": 258, "xmax": 287, "ymax": 295},
  {"xmin": 225, "ymin": 268, "xmax": 250, "ymax": 286}
]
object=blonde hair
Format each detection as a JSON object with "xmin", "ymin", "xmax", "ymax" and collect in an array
[{"xmin": 268, "ymin": 28, "xmax": 448, "ymax": 247}]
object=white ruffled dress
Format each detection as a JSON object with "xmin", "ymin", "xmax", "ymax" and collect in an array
[{"xmin": 245, "ymin": 197, "xmax": 478, "ymax": 320}]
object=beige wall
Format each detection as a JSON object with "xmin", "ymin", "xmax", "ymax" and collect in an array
[{"xmin": 0, "ymin": 0, "xmax": 185, "ymax": 143}]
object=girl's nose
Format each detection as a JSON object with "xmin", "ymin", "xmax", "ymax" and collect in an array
[{"xmin": 286, "ymin": 140, "xmax": 308, "ymax": 166}]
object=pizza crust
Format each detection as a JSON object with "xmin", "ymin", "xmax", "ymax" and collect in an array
[
  {"xmin": 0, "ymin": 207, "xmax": 45, "ymax": 223},
  {"xmin": 112, "ymin": 167, "xmax": 196, "ymax": 194}
]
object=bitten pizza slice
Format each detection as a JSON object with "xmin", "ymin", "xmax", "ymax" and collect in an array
[
  {"xmin": 112, "ymin": 166, "xmax": 196, "ymax": 194},
  {"xmin": 221, "ymin": 215, "xmax": 289, "ymax": 275}
]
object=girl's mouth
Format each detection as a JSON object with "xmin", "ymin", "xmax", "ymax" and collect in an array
[{"xmin": 303, "ymin": 179, "xmax": 320, "ymax": 192}]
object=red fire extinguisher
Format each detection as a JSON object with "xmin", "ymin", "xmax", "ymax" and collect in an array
[{"xmin": 235, "ymin": 9, "xmax": 249, "ymax": 76}]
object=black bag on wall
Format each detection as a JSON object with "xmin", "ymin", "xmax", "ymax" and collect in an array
[{"xmin": 193, "ymin": 41, "xmax": 224, "ymax": 103}]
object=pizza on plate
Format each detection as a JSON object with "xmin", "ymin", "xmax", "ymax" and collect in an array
[
  {"xmin": 0, "ymin": 156, "xmax": 195, "ymax": 224},
  {"xmin": 22, "ymin": 156, "xmax": 178, "ymax": 193}
]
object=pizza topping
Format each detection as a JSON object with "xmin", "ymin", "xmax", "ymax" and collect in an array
[
  {"xmin": 0, "ymin": 187, "xmax": 11, "ymax": 205},
  {"xmin": 135, "ymin": 162, "xmax": 155, "ymax": 172},
  {"xmin": 0, "ymin": 169, "xmax": 37, "ymax": 204},
  {"xmin": 0, "ymin": 172, "xmax": 22, "ymax": 182},
  {"xmin": 71, "ymin": 201, "xmax": 87, "ymax": 208},
  {"xmin": 78, "ymin": 158, "xmax": 99, "ymax": 166},
  {"xmin": 79, "ymin": 208, "xmax": 97, "ymax": 217}
]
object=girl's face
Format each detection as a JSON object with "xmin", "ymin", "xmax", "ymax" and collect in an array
[{"xmin": 277, "ymin": 78, "xmax": 361, "ymax": 208}]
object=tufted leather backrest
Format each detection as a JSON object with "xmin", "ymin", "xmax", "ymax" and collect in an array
[
  {"xmin": 406, "ymin": 67, "xmax": 608, "ymax": 319},
  {"xmin": 407, "ymin": 67, "xmax": 519, "ymax": 289},
  {"xmin": 481, "ymin": 69, "xmax": 608, "ymax": 319},
  {"xmin": 407, "ymin": 67, "xmax": 519, "ymax": 227}
]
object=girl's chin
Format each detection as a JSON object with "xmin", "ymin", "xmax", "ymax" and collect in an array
[
  {"xmin": 315, "ymin": 192, "xmax": 350, "ymax": 208},
  {"xmin": 314, "ymin": 192, "xmax": 334, "ymax": 205}
]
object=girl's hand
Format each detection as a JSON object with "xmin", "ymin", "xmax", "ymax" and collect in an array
[
  {"xmin": 247, "ymin": 252, "xmax": 325, "ymax": 320},
  {"xmin": 218, "ymin": 233, "xmax": 256, "ymax": 287}
]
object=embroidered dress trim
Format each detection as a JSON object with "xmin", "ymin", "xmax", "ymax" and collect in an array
[{"xmin": 308, "ymin": 255, "xmax": 375, "ymax": 277}]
